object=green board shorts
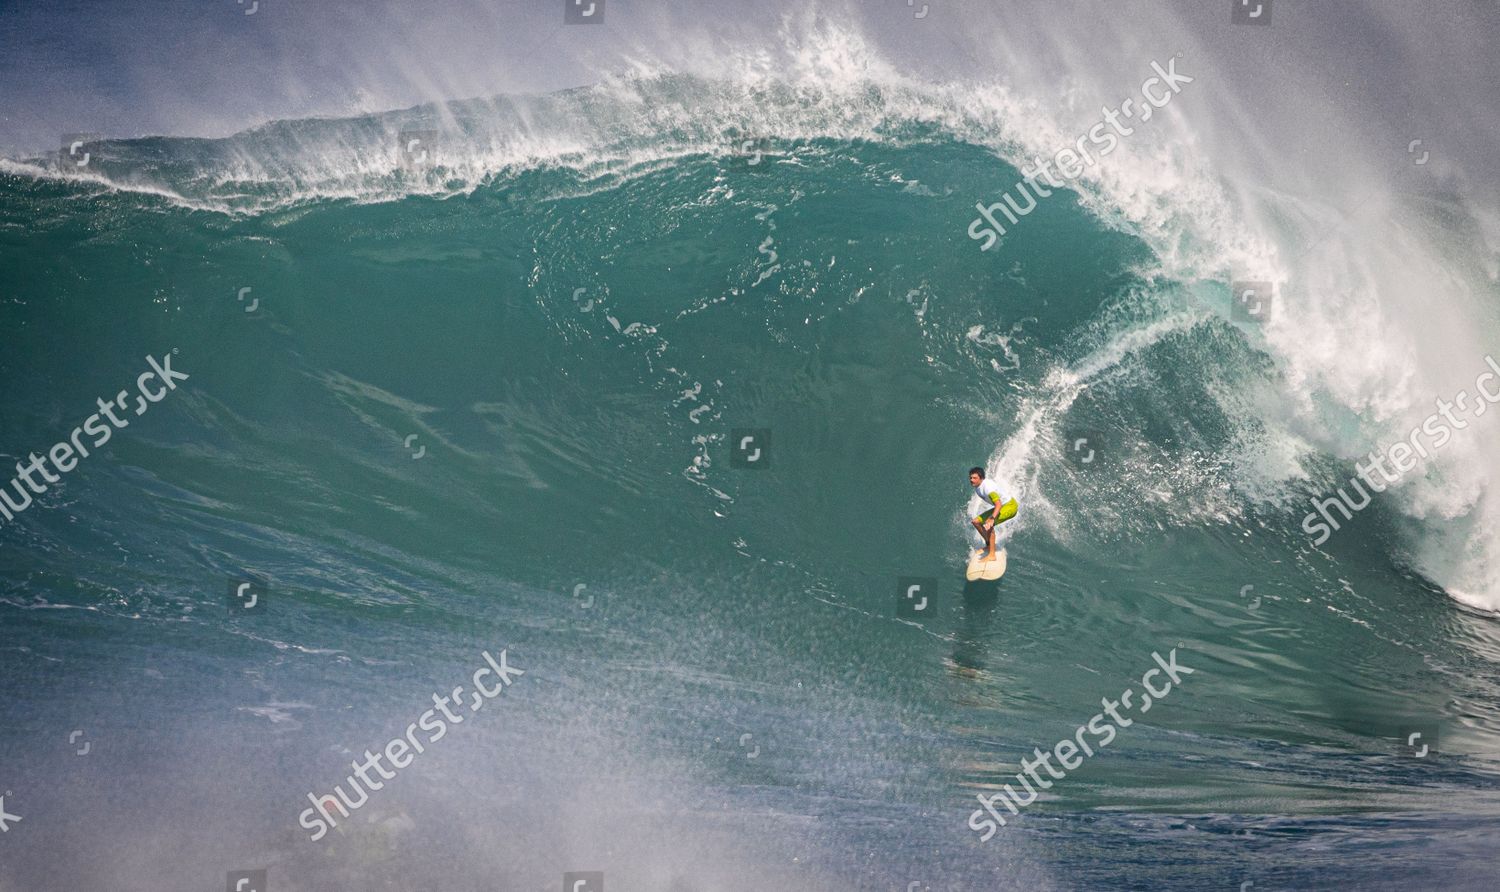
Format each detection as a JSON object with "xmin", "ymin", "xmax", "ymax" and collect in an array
[{"xmin": 974, "ymin": 499, "xmax": 1018, "ymax": 525}]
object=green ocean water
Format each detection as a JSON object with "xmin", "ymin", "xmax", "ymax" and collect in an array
[{"xmin": 4, "ymin": 86, "xmax": 1500, "ymax": 891}]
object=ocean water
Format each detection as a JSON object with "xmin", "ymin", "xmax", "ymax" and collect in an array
[{"xmin": 4, "ymin": 4, "xmax": 1500, "ymax": 890}]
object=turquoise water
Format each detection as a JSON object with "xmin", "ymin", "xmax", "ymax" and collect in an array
[{"xmin": 4, "ymin": 81, "xmax": 1500, "ymax": 890}]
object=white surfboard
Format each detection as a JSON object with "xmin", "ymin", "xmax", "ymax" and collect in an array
[{"xmin": 966, "ymin": 547, "xmax": 1008, "ymax": 582}]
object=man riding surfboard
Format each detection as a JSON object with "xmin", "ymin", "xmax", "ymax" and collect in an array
[{"xmin": 969, "ymin": 466, "xmax": 1018, "ymax": 561}]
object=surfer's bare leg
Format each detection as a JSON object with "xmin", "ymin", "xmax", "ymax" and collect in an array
[{"xmin": 972, "ymin": 518, "xmax": 996, "ymax": 559}]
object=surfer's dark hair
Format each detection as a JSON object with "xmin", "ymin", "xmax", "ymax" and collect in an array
[{"xmin": 969, "ymin": 466, "xmax": 985, "ymax": 478}]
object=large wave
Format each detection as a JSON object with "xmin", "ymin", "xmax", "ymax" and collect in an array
[
  {"xmin": 13, "ymin": 6, "xmax": 1496, "ymax": 608},
  {"xmin": 6, "ymin": 7, "xmax": 1500, "ymax": 890}
]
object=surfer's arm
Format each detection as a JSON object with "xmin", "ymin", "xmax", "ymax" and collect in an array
[{"xmin": 983, "ymin": 493, "xmax": 1002, "ymax": 527}]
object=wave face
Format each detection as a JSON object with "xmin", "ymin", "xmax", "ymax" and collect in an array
[{"xmin": 4, "ymin": 9, "xmax": 1500, "ymax": 891}]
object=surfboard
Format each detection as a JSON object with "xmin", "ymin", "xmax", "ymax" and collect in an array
[{"xmin": 966, "ymin": 547, "xmax": 1007, "ymax": 582}]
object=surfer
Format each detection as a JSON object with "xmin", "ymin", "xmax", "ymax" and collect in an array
[{"xmin": 969, "ymin": 467, "xmax": 1017, "ymax": 561}]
